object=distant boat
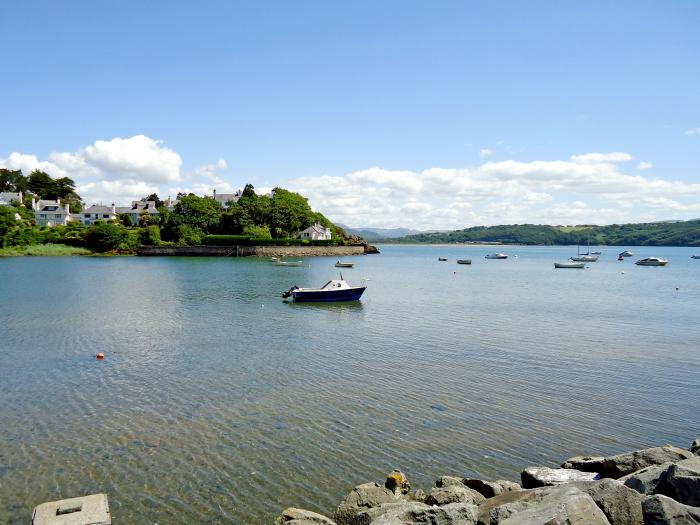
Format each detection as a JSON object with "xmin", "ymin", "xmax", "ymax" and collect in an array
[
  {"xmin": 591, "ymin": 251, "xmax": 602, "ymax": 255},
  {"xmin": 635, "ymin": 257, "xmax": 668, "ymax": 266},
  {"xmin": 438, "ymin": 257, "xmax": 448, "ymax": 261},
  {"xmin": 619, "ymin": 250, "xmax": 634, "ymax": 257},
  {"xmin": 692, "ymin": 255, "xmax": 700, "ymax": 259},
  {"xmin": 485, "ymin": 253, "xmax": 508, "ymax": 259},
  {"xmin": 335, "ymin": 261, "xmax": 354, "ymax": 268},
  {"xmin": 456, "ymin": 259, "xmax": 472, "ymax": 265},
  {"xmin": 277, "ymin": 260, "xmax": 304, "ymax": 267},
  {"xmin": 282, "ymin": 276, "xmax": 366, "ymax": 302},
  {"xmin": 571, "ymin": 238, "xmax": 598, "ymax": 262},
  {"xmin": 554, "ymin": 261, "xmax": 585, "ymax": 269}
]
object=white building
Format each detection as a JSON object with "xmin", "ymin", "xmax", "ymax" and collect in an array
[
  {"xmin": 299, "ymin": 222, "xmax": 332, "ymax": 241},
  {"xmin": 33, "ymin": 198, "xmax": 78, "ymax": 227},
  {"xmin": 80, "ymin": 200, "xmax": 160, "ymax": 225},
  {"xmin": 0, "ymin": 191, "xmax": 23, "ymax": 207},
  {"xmin": 116, "ymin": 200, "xmax": 159, "ymax": 224},
  {"xmin": 212, "ymin": 189, "xmax": 243, "ymax": 209}
]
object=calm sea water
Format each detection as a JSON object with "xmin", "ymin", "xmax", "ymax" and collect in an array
[{"xmin": 1, "ymin": 245, "xmax": 699, "ymax": 524}]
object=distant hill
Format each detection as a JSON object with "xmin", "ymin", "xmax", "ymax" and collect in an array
[
  {"xmin": 337, "ymin": 224, "xmax": 426, "ymax": 240},
  {"xmin": 388, "ymin": 221, "xmax": 700, "ymax": 247}
]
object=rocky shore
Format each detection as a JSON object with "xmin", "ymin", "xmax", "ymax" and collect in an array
[{"xmin": 274, "ymin": 436, "xmax": 700, "ymax": 524}]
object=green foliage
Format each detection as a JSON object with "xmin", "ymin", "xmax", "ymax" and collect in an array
[
  {"xmin": 118, "ymin": 213, "xmax": 134, "ymax": 227},
  {"xmin": 139, "ymin": 225, "xmax": 161, "ymax": 245},
  {"xmin": 83, "ymin": 222, "xmax": 128, "ymax": 252},
  {"xmin": 0, "ymin": 168, "xmax": 27, "ymax": 192},
  {"xmin": 173, "ymin": 194, "xmax": 222, "ymax": 232},
  {"xmin": 202, "ymin": 234, "xmax": 345, "ymax": 246},
  {"xmin": 175, "ymin": 224, "xmax": 202, "ymax": 245},
  {"xmin": 143, "ymin": 193, "xmax": 164, "ymax": 208},
  {"xmin": 243, "ymin": 224, "xmax": 272, "ymax": 239},
  {"xmin": 0, "ymin": 244, "xmax": 92, "ymax": 256}
]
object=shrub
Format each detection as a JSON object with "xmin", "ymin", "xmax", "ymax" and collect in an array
[
  {"xmin": 83, "ymin": 223, "xmax": 128, "ymax": 252},
  {"xmin": 139, "ymin": 225, "xmax": 161, "ymax": 245}
]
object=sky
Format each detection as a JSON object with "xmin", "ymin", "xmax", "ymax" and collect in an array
[{"xmin": 1, "ymin": 0, "xmax": 699, "ymax": 229}]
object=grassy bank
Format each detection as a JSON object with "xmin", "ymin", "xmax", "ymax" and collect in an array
[{"xmin": 0, "ymin": 244, "xmax": 93, "ymax": 256}]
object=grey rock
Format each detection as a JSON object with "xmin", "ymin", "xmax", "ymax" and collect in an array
[
  {"xmin": 659, "ymin": 457, "xmax": 700, "ymax": 507},
  {"xmin": 520, "ymin": 466, "xmax": 599, "ymax": 488},
  {"xmin": 602, "ymin": 446, "xmax": 694, "ymax": 478},
  {"xmin": 476, "ymin": 485, "xmax": 611, "ymax": 525},
  {"xmin": 462, "ymin": 479, "xmax": 520, "ymax": 498},
  {"xmin": 426, "ymin": 485, "xmax": 486, "ymax": 506},
  {"xmin": 408, "ymin": 489, "xmax": 427, "ymax": 503},
  {"xmin": 436, "ymin": 476, "xmax": 467, "ymax": 488},
  {"xmin": 576, "ymin": 479, "xmax": 644, "ymax": 525},
  {"xmin": 641, "ymin": 494, "xmax": 700, "ymax": 525},
  {"xmin": 620, "ymin": 463, "xmax": 674, "ymax": 495},
  {"xmin": 498, "ymin": 485, "xmax": 611, "ymax": 525},
  {"xmin": 274, "ymin": 507, "xmax": 337, "ymax": 525},
  {"xmin": 334, "ymin": 482, "xmax": 403, "ymax": 525},
  {"xmin": 690, "ymin": 438, "xmax": 700, "ymax": 456},
  {"xmin": 352, "ymin": 501, "xmax": 478, "ymax": 525},
  {"xmin": 562, "ymin": 455, "xmax": 607, "ymax": 472}
]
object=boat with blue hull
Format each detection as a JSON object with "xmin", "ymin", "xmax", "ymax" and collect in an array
[{"xmin": 282, "ymin": 276, "xmax": 366, "ymax": 302}]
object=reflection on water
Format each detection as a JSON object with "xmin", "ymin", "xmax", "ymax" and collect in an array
[{"xmin": 1, "ymin": 246, "xmax": 699, "ymax": 524}]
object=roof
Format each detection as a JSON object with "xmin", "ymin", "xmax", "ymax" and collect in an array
[
  {"xmin": 83, "ymin": 205, "xmax": 115, "ymax": 214},
  {"xmin": 302, "ymin": 222, "xmax": 331, "ymax": 234},
  {"xmin": 0, "ymin": 192, "xmax": 22, "ymax": 204}
]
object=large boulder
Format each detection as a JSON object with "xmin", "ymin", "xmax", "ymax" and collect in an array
[
  {"xmin": 602, "ymin": 446, "xmax": 693, "ymax": 478},
  {"xmin": 574, "ymin": 479, "xmax": 644, "ymax": 525},
  {"xmin": 641, "ymin": 495, "xmax": 700, "ymax": 524},
  {"xmin": 352, "ymin": 501, "xmax": 478, "ymax": 525},
  {"xmin": 561, "ymin": 455, "xmax": 607, "ymax": 472},
  {"xmin": 462, "ymin": 479, "xmax": 520, "ymax": 498},
  {"xmin": 436, "ymin": 476, "xmax": 467, "ymax": 488},
  {"xmin": 487, "ymin": 485, "xmax": 611, "ymax": 525},
  {"xmin": 620, "ymin": 463, "xmax": 674, "ymax": 495},
  {"xmin": 333, "ymin": 482, "xmax": 404, "ymax": 525},
  {"xmin": 657, "ymin": 457, "xmax": 700, "ymax": 507},
  {"xmin": 520, "ymin": 466, "xmax": 599, "ymax": 488},
  {"xmin": 275, "ymin": 507, "xmax": 337, "ymax": 525},
  {"xmin": 690, "ymin": 438, "xmax": 700, "ymax": 456},
  {"xmin": 425, "ymin": 485, "xmax": 485, "ymax": 507}
]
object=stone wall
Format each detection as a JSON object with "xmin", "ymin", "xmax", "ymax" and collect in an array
[{"xmin": 138, "ymin": 245, "xmax": 367, "ymax": 257}]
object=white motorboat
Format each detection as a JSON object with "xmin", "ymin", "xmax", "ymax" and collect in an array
[
  {"xmin": 619, "ymin": 250, "xmax": 634, "ymax": 257},
  {"xmin": 554, "ymin": 262, "xmax": 586, "ymax": 269},
  {"xmin": 635, "ymin": 257, "xmax": 668, "ymax": 266},
  {"xmin": 485, "ymin": 253, "xmax": 508, "ymax": 259}
]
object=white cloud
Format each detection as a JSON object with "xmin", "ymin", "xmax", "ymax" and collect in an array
[
  {"xmin": 637, "ymin": 161, "xmax": 653, "ymax": 170},
  {"xmin": 684, "ymin": 128, "xmax": 700, "ymax": 135},
  {"xmin": 0, "ymin": 135, "xmax": 229, "ymax": 205},
  {"xmin": 570, "ymin": 152, "xmax": 632, "ymax": 163},
  {"xmin": 478, "ymin": 148, "xmax": 493, "ymax": 157}
]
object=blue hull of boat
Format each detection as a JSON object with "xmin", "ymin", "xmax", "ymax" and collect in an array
[{"xmin": 293, "ymin": 287, "xmax": 366, "ymax": 302}]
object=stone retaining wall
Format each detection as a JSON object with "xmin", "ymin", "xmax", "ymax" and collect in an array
[{"xmin": 138, "ymin": 245, "xmax": 367, "ymax": 257}]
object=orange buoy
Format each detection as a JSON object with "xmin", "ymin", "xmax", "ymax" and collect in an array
[{"xmin": 96, "ymin": 352, "xmax": 105, "ymax": 360}]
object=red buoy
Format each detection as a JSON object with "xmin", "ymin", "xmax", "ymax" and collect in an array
[{"xmin": 96, "ymin": 352, "xmax": 105, "ymax": 360}]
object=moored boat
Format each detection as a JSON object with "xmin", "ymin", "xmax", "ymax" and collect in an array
[
  {"xmin": 554, "ymin": 261, "xmax": 585, "ymax": 269},
  {"xmin": 635, "ymin": 257, "xmax": 668, "ymax": 266},
  {"xmin": 335, "ymin": 261, "xmax": 354, "ymax": 268},
  {"xmin": 277, "ymin": 260, "xmax": 304, "ymax": 267},
  {"xmin": 692, "ymin": 255, "xmax": 700, "ymax": 259},
  {"xmin": 438, "ymin": 257, "xmax": 448, "ymax": 261},
  {"xmin": 456, "ymin": 259, "xmax": 472, "ymax": 265},
  {"xmin": 485, "ymin": 253, "xmax": 508, "ymax": 259},
  {"xmin": 619, "ymin": 250, "xmax": 634, "ymax": 257},
  {"xmin": 282, "ymin": 276, "xmax": 366, "ymax": 302},
  {"xmin": 570, "ymin": 255, "xmax": 599, "ymax": 262}
]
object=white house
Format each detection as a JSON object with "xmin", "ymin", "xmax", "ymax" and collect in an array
[
  {"xmin": 80, "ymin": 203, "xmax": 118, "ymax": 225},
  {"xmin": 299, "ymin": 222, "xmax": 332, "ymax": 241},
  {"xmin": 0, "ymin": 191, "xmax": 23, "ymax": 207},
  {"xmin": 115, "ymin": 200, "xmax": 159, "ymax": 225},
  {"xmin": 212, "ymin": 188, "xmax": 243, "ymax": 209},
  {"xmin": 33, "ymin": 198, "xmax": 78, "ymax": 227}
]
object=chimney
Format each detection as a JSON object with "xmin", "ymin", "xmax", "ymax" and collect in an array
[
  {"xmin": 32, "ymin": 196, "xmax": 37, "ymax": 210},
  {"xmin": 64, "ymin": 201, "xmax": 70, "ymax": 214},
  {"xmin": 213, "ymin": 188, "xmax": 217, "ymax": 200},
  {"xmin": 111, "ymin": 203, "xmax": 116, "ymax": 215}
]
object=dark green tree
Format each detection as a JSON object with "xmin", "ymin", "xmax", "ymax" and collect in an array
[
  {"xmin": 0, "ymin": 169, "xmax": 27, "ymax": 193},
  {"xmin": 83, "ymin": 223, "xmax": 128, "ymax": 252},
  {"xmin": 172, "ymin": 194, "xmax": 223, "ymax": 233}
]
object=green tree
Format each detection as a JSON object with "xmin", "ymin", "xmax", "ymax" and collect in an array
[
  {"xmin": 172, "ymin": 194, "xmax": 223, "ymax": 233},
  {"xmin": 268, "ymin": 188, "xmax": 315, "ymax": 237},
  {"xmin": 0, "ymin": 168, "xmax": 27, "ymax": 193},
  {"xmin": 243, "ymin": 224, "xmax": 272, "ymax": 239},
  {"xmin": 83, "ymin": 223, "xmax": 128, "ymax": 252},
  {"xmin": 118, "ymin": 213, "xmax": 134, "ymax": 227},
  {"xmin": 217, "ymin": 203, "xmax": 252, "ymax": 234},
  {"xmin": 27, "ymin": 170, "xmax": 57, "ymax": 198},
  {"xmin": 143, "ymin": 193, "xmax": 164, "ymax": 208},
  {"xmin": 139, "ymin": 225, "xmax": 161, "ymax": 245}
]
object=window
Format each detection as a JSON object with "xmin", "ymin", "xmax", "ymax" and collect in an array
[
  {"xmin": 84, "ymin": 214, "xmax": 90, "ymax": 218},
  {"xmin": 103, "ymin": 214, "xmax": 109, "ymax": 218}
]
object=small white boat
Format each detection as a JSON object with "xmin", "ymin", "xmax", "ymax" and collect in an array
[
  {"xmin": 619, "ymin": 250, "xmax": 634, "ymax": 257},
  {"xmin": 277, "ymin": 260, "xmax": 304, "ymax": 267},
  {"xmin": 635, "ymin": 257, "xmax": 668, "ymax": 266},
  {"xmin": 570, "ymin": 255, "xmax": 599, "ymax": 262},
  {"xmin": 335, "ymin": 261, "xmax": 354, "ymax": 268},
  {"xmin": 591, "ymin": 251, "xmax": 602, "ymax": 255},
  {"xmin": 554, "ymin": 262, "xmax": 585, "ymax": 269},
  {"xmin": 485, "ymin": 253, "xmax": 508, "ymax": 259},
  {"xmin": 456, "ymin": 259, "xmax": 472, "ymax": 265}
]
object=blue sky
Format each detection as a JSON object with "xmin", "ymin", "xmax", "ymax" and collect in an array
[{"xmin": 1, "ymin": 1, "xmax": 699, "ymax": 228}]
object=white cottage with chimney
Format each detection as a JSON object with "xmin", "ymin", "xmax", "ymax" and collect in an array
[
  {"xmin": 299, "ymin": 222, "xmax": 332, "ymax": 241},
  {"xmin": 33, "ymin": 198, "xmax": 78, "ymax": 227}
]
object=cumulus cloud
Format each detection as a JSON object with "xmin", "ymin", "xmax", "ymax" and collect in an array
[
  {"xmin": 570, "ymin": 152, "xmax": 632, "ymax": 163},
  {"xmin": 0, "ymin": 135, "xmax": 228, "ymax": 205},
  {"xmin": 637, "ymin": 161, "xmax": 653, "ymax": 170},
  {"xmin": 479, "ymin": 148, "xmax": 493, "ymax": 157}
]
